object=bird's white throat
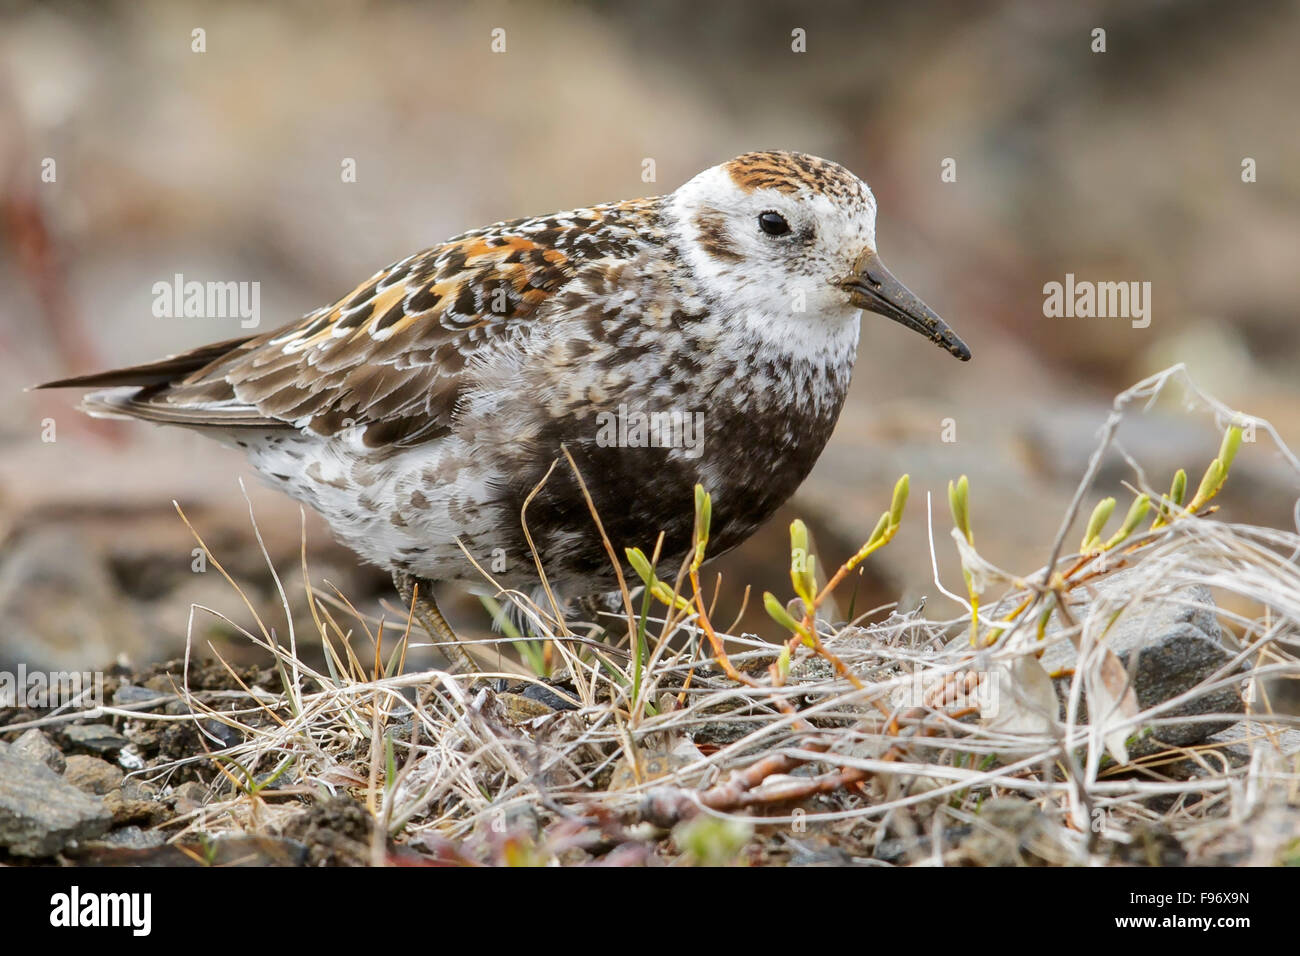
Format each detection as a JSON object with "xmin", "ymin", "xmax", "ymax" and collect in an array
[{"xmin": 733, "ymin": 303, "xmax": 862, "ymax": 368}]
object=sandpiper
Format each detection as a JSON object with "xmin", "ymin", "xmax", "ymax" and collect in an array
[{"xmin": 39, "ymin": 150, "xmax": 970, "ymax": 664}]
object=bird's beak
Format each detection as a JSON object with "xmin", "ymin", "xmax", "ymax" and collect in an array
[{"xmin": 842, "ymin": 251, "xmax": 971, "ymax": 361}]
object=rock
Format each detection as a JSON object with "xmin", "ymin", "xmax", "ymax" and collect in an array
[
  {"xmin": 1192, "ymin": 804, "xmax": 1300, "ymax": 866},
  {"xmin": 788, "ymin": 627, "xmax": 882, "ymax": 685},
  {"xmin": 199, "ymin": 836, "xmax": 310, "ymax": 867},
  {"xmin": 85, "ymin": 825, "xmax": 166, "ymax": 851},
  {"xmin": 252, "ymin": 766, "xmax": 298, "ymax": 791},
  {"xmin": 875, "ymin": 834, "xmax": 942, "ymax": 865},
  {"xmin": 113, "ymin": 684, "xmax": 168, "ymax": 706},
  {"xmin": 167, "ymin": 781, "xmax": 209, "ymax": 814},
  {"xmin": 123, "ymin": 724, "xmax": 162, "ymax": 755},
  {"xmin": 102, "ymin": 788, "xmax": 163, "ymax": 827},
  {"xmin": 783, "ymin": 835, "xmax": 856, "ymax": 866},
  {"xmin": 121, "ymin": 778, "xmax": 159, "ymax": 803},
  {"xmin": 1193, "ymin": 721, "xmax": 1300, "ymax": 772},
  {"xmin": 64, "ymin": 754, "xmax": 125, "ymax": 795},
  {"xmin": 520, "ymin": 682, "xmax": 579, "ymax": 712},
  {"xmin": 495, "ymin": 692, "xmax": 557, "ymax": 721},
  {"xmin": 1105, "ymin": 823, "xmax": 1188, "ymax": 866},
  {"xmin": 200, "ymin": 717, "xmax": 243, "ymax": 749},
  {"xmin": 117, "ymin": 744, "xmax": 146, "ymax": 772},
  {"xmin": 0, "ymin": 750, "xmax": 112, "ymax": 856},
  {"xmin": 608, "ymin": 738, "xmax": 702, "ymax": 791},
  {"xmin": 10, "ymin": 728, "xmax": 65, "ymax": 773},
  {"xmin": 1040, "ymin": 576, "xmax": 1241, "ymax": 749},
  {"xmin": 72, "ymin": 836, "xmax": 308, "ymax": 867},
  {"xmin": 955, "ymin": 797, "xmax": 1070, "ymax": 866},
  {"xmin": 61, "ymin": 723, "xmax": 128, "ymax": 755},
  {"xmin": 279, "ymin": 796, "xmax": 372, "ymax": 867}
]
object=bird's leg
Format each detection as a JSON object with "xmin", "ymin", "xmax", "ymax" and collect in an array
[{"xmin": 392, "ymin": 570, "xmax": 477, "ymax": 671}]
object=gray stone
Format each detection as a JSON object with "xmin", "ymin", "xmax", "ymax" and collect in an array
[
  {"xmin": 112, "ymin": 684, "xmax": 168, "ymax": 706},
  {"xmin": 1195, "ymin": 721, "xmax": 1300, "ymax": 772},
  {"xmin": 167, "ymin": 781, "xmax": 209, "ymax": 813},
  {"xmin": 63, "ymin": 754, "xmax": 125, "ymax": 795},
  {"xmin": 86, "ymin": 825, "xmax": 165, "ymax": 851},
  {"xmin": 0, "ymin": 750, "xmax": 112, "ymax": 856},
  {"xmin": 121, "ymin": 778, "xmax": 159, "ymax": 802},
  {"xmin": 102, "ymin": 787, "xmax": 163, "ymax": 827},
  {"xmin": 10, "ymin": 728, "xmax": 65, "ymax": 773},
  {"xmin": 956, "ymin": 797, "xmax": 1071, "ymax": 866},
  {"xmin": 1040, "ymin": 576, "xmax": 1242, "ymax": 749},
  {"xmin": 61, "ymin": 723, "xmax": 128, "ymax": 755}
]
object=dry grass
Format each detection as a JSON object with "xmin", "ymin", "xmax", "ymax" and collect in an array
[{"xmin": 11, "ymin": 364, "xmax": 1300, "ymax": 865}]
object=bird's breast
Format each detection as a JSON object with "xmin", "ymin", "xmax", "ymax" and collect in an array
[{"xmin": 471, "ymin": 303, "xmax": 859, "ymax": 589}]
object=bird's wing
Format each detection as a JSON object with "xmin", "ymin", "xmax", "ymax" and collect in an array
[{"xmin": 38, "ymin": 199, "xmax": 662, "ymax": 448}]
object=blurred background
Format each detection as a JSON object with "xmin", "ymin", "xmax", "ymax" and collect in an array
[{"xmin": 2, "ymin": 0, "xmax": 1298, "ymax": 672}]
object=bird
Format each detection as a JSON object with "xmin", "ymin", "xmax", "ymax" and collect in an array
[{"xmin": 37, "ymin": 150, "xmax": 970, "ymax": 667}]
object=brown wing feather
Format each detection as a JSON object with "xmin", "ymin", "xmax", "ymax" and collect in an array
[
  {"xmin": 209, "ymin": 229, "xmax": 577, "ymax": 447},
  {"xmin": 35, "ymin": 335, "xmax": 259, "ymax": 389},
  {"xmin": 37, "ymin": 198, "xmax": 661, "ymax": 445}
]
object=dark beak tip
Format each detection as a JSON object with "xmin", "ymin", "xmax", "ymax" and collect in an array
[{"xmin": 845, "ymin": 257, "xmax": 971, "ymax": 362}]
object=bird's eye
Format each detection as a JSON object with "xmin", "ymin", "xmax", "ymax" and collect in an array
[{"xmin": 758, "ymin": 211, "xmax": 791, "ymax": 236}]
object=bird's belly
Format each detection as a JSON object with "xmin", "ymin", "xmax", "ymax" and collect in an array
[{"xmin": 236, "ymin": 429, "xmax": 510, "ymax": 583}]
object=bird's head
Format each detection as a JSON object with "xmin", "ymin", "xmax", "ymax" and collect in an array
[{"xmin": 668, "ymin": 150, "xmax": 970, "ymax": 361}]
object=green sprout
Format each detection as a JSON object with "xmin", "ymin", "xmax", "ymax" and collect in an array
[
  {"xmin": 1103, "ymin": 494, "xmax": 1150, "ymax": 550},
  {"xmin": 692, "ymin": 484, "xmax": 712, "ymax": 572},
  {"xmin": 1079, "ymin": 497, "xmax": 1116, "ymax": 554},
  {"xmin": 949, "ymin": 474, "xmax": 982, "ymax": 645},
  {"xmin": 764, "ymin": 590, "xmax": 811, "ymax": 644},
  {"xmin": 1147, "ymin": 423, "xmax": 1244, "ymax": 528},
  {"xmin": 789, "ymin": 519, "xmax": 817, "ymax": 606}
]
